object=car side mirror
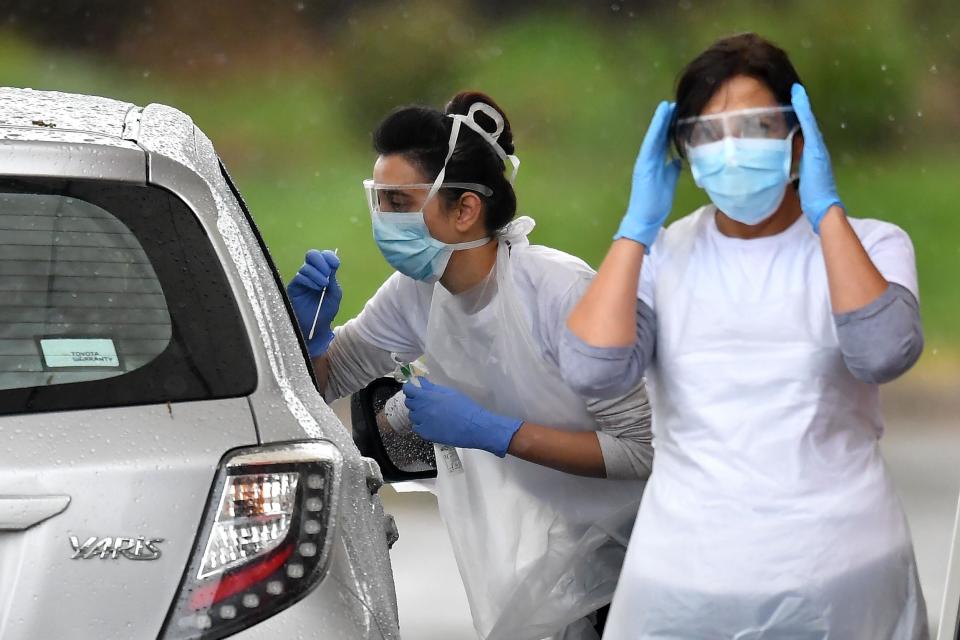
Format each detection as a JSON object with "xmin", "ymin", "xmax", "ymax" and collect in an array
[{"xmin": 350, "ymin": 377, "xmax": 437, "ymax": 482}]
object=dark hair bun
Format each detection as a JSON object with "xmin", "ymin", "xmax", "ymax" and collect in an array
[{"xmin": 445, "ymin": 90, "xmax": 515, "ymax": 155}]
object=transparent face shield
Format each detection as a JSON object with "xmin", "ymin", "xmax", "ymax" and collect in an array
[
  {"xmin": 363, "ymin": 180, "xmax": 494, "ymax": 216},
  {"xmin": 676, "ymin": 106, "xmax": 800, "ymax": 150}
]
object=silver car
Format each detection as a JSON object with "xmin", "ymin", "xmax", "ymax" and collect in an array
[
  {"xmin": 941, "ymin": 498, "xmax": 960, "ymax": 639},
  {"xmin": 0, "ymin": 87, "xmax": 401, "ymax": 640}
]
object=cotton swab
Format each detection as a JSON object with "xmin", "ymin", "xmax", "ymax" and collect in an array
[{"xmin": 308, "ymin": 248, "xmax": 338, "ymax": 341}]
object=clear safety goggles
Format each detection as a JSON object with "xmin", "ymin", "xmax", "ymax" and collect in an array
[
  {"xmin": 676, "ymin": 106, "xmax": 800, "ymax": 149},
  {"xmin": 363, "ymin": 179, "xmax": 493, "ymax": 215}
]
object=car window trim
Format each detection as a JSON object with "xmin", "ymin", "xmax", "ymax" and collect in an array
[{"xmin": 217, "ymin": 160, "xmax": 320, "ymax": 391}]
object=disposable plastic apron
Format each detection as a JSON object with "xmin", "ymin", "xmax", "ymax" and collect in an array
[
  {"xmin": 604, "ymin": 209, "xmax": 927, "ymax": 639},
  {"xmin": 423, "ymin": 218, "xmax": 644, "ymax": 640}
]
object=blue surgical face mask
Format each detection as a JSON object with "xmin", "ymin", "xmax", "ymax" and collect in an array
[
  {"xmin": 371, "ymin": 211, "xmax": 491, "ymax": 283},
  {"xmin": 688, "ymin": 130, "xmax": 798, "ymax": 225}
]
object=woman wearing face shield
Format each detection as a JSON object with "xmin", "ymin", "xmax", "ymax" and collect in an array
[
  {"xmin": 562, "ymin": 34, "xmax": 927, "ymax": 639},
  {"xmin": 286, "ymin": 91, "xmax": 653, "ymax": 640}
]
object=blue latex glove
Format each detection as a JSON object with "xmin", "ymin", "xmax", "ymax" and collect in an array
[
  {"xmin": 614, "ymin": 100, "xmax": 682, "ymax": 251},
  {"xmin": 286, "ymin": 249, "xmax": 342, "ymax": 357},
  {"xmin": 791, "ymin": 83, "xmax": 844, "ymax": 233},
  {"xmin": 402, "ymin": 378, "xmax": 523, "ymax": 458}
]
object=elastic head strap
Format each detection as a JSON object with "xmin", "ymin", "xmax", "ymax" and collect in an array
[
  {"xmin": 468, "ymin": 102, "xmax": 505, "ymax": 139},
  {"xmin": 449, "ymin": 103, "xmax": 521, "ymax": 184},
  {"xmin": 425, "ymin": 102, "xmax": 522, "ymax": 205},
  {"xmin": 424, "ymin": 115, "xmax": 464, "ymax": 203}
]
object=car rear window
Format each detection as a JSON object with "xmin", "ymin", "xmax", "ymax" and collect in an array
[{"xmin": 0, "ymin": 178, "xmax": 256, "ymax": 415}]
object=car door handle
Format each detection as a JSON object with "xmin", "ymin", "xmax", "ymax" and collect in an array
[{"xmin": 0, "ymin": 495, "xmax": 71, "ymax": 531}]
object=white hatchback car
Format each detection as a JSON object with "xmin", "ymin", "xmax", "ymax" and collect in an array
[{"xmin": 0, "ymin": 87, "xmax": 402, "ymax": 640}]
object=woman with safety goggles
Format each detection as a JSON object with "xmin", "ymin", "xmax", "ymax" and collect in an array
[
  {"xmin": 287, "ymin": 91, "xmax": 653, "ymax": 640},
  {"xmin": 562, "ymin": 33, "xmax": 927, "ymax": 639}
]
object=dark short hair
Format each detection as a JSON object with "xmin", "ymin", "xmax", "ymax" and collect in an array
[
  {"xmin": 671, "ymin": 33, "xmax": 802, "ymax": 158},
  {"xmin": 372, "ymin": 91, "xmax": 517, "ymax": 236}
]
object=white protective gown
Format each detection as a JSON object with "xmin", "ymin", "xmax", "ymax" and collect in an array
[
  {"xmin": 603, "ymin": 206, "xmax": 928, "ymax": 640},
  {"xmin": 423, "ymin": 218, "xmax": 644, "ymax": 640}
]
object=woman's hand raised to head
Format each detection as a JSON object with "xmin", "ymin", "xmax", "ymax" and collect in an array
[
  {"xmin": 791, "ymin": 83, "xmax": 844, "ymax": 233},
  {"xmin": 614, "ymin": 100, "xmax": 682, "ymax": 252}
]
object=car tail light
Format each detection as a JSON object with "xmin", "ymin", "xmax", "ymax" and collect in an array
[{"xmin": 160, "ymin": 441, "xmax": 342, "ymax": 640}]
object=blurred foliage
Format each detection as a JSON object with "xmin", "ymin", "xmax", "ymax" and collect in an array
[
  {"xmin": 329, "ymin": 0, "xmax": 478, "ymax": 127},
  {"xmin": 2, "ymin": 0, "xmax": 955, "ymax": 154},
  {"xmin": 0, "ymin": 0, "xmax": 957, "ymax": 356}
]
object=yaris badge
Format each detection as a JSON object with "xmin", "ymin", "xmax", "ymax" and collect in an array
[{"xmin": 69, "ymin": 535, "xmax": 163, "ymax": 560}]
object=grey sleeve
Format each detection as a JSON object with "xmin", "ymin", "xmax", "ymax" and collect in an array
[
  {"xmin": 590, "ymin": 380, "xmax": 654, "ymax": 480},
  {"xmin": 834, "ymin": 283, "xmax": 924, "ymax": 384},
  {"xmin": 323, "ymin": 319, "xmax": 413, "ymax": 402},
  {"xmin": 558, "ymin": 299, "xmax": 657, "ymax": 400}
]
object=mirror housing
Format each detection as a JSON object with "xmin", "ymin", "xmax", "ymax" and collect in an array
[{"xmin": 350, "ymin": 377, "xmax": 438, "ymax": 482}]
